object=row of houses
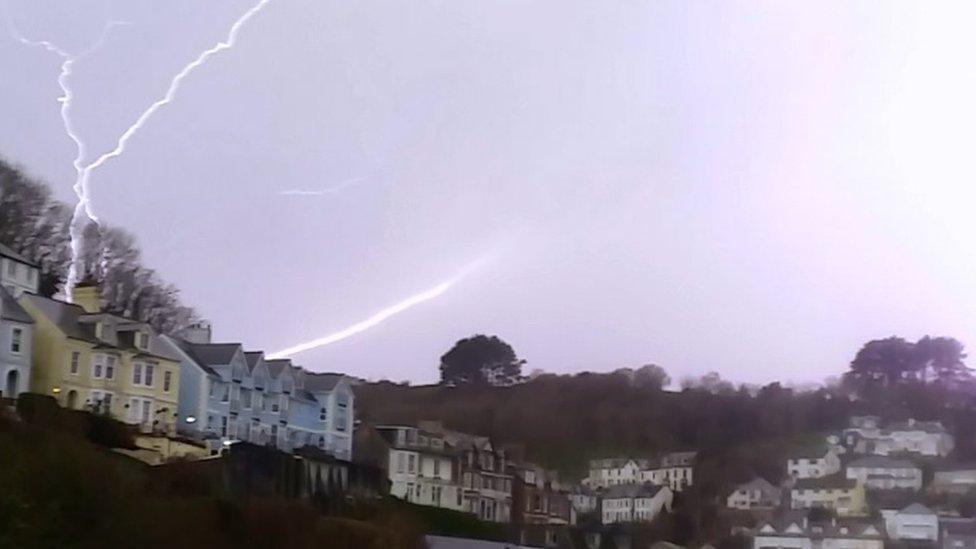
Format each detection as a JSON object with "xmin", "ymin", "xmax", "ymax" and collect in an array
[
  {"xmin": 585, "ymin": 452, "xmax": 697, "ymax": 492},
  {"xmin": 0, "ymin": 244, "xmax": 355, "ymax": 460},
  {"xmin": 753, "ymin": 505, "xmax": 976, "ymax": 549}
]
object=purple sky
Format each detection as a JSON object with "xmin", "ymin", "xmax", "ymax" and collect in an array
[{"xmin": 2, "ymin": 1, "xmax": 975, "ymax": 385}]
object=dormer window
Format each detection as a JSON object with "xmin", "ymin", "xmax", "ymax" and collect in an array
[
  {"xmin": 95, "ymin": 323, "xmax": 103, "ymax": 339},
  {"xmin": 137, "ymin": 332, "xmax": 149, "ymax": 350}
]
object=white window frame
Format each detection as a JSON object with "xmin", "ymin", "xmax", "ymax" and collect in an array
[
  {"xmin": 69, "ymin": 351, "xmax": 80, "ymax": 375},
  {"xmin": 105, "ymin": 355, "xmax": 116, "ymax": 380},
  {"xmin": 163, "ymin": 370, "xmax": 172, "ymax": 392},
  {"xmin": 132, "ymin": 362, "xmax": 143, "ymax": 385},
  {"xmin": 137, "ymin": 332, "xmax": 149, "ymax": 351},
  {"xmin": 143, "ymin": 363, "xmax": 155, "ymax": 387},
  {"xmin": 10, "ymin": 326, "xmax": 24, "ymax": 354},
  {"xmin": 92, "ymin": 354, "xmax": 106, "ymax": 379}
]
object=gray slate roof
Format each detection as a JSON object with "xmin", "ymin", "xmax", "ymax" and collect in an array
[
  {"xmin": 182, "ymin": 342, "xmax": 241, "ymax": 366},
  {"xmin": 604, "ymin": 483, "xmax": 666, "ymax": 500},
  {"xmin": 1, "ymin": 286, "xmax": 33, "ymax": 323},
  {"xmin": 243, "ymin": 351, "xmax": 264, "ymax": 372},
  {"xmin": 20, "ymin": 293, "xmax": 99, "ymax": 342},
  {"xmin": 305, "ymin": 372, "xmax": 344, "ymax": 392},
  {"xmin": 264, "ymin": 358, "xmax": 291, "ymax": 378},
  {"xmin": 848, "ymin": 456, "xmax": 919, "ymax": 470},
  {"xmin": 899, "ymin": 503, "xmax": 935, "ymax": 516},
  {"xmin": 0, "ymin": 242, "xmax": 37, "ymax": 266},
  {"xmin": 734, "ymin": 477, "xmax": 778, "ymax": 493}
]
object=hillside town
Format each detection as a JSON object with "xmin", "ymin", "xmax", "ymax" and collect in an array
[{"xmin": 6, "ymin": 241, "xmax": 976, "ymax": 549}]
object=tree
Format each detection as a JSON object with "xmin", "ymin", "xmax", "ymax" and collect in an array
[
  {"xmin": 915, "ymin": 336, "xmax": 971, "ymax": 384},
  {"xmin": 847, "ymin": 337, "xmax": 919, "ymax": 388},
  {"xmin": 633, "ymin": 364, "xmax": 670, "ymax": 391},
  {"xmin": 439, "ymin": 335, "xmax": 525, "ymax": 386}
]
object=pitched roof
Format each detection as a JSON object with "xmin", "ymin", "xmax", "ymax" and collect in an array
[
  {"xmin": 887, "ymin": 420, "xmax": 947, "ymax": 434},
  {"xmin": 264, "ymin": 358, "xmax": 291, "ymax": 378},
  {"xmin": 789, "ymin": 444, "xmax": 832, "ymax": 460},
  {"xmin": 590, "ymin": 457, "xmax": 650, "ymax": 470},
  {"xmin": 20, "ymin": 293, "xmax": 99, "ymax": 343},
  {"xmin": 243, "ymin": 351, "xmax": 264, "ymax": 372},
  {"xmin": 1, "ymin": 286, "xmax": 33, "ymax": 323},
  {"xmin": 793, "ymin": 475, "xmax": 857, "ymax": 490},
  {"xmin": 756, "ymin": 511, "xmax": 883, "ymax": 540},
  {"xmin": 181, "ymin": 342, "xmax": 241, "ymax": 366},
  {"xmin": 899, "ymin": 503, "xmax": 935, "ymax": 516},
  {"xmin": 0, "ymin": 242, "xmax": 36, "ymax": 266},
  {"xmin": 604, "ymin": 483, "xmax": 666, "ymax": 500},
  {"xmin": 848, "ymin": 456, "xmax": 919, "ymax": 470},
  {"xmin": 305, "ymin": 372, "xmax": 344, "ymax": 392},
  {"xmin": 734, "ymin": 477, "xmax": 779, "ymax": 493}
]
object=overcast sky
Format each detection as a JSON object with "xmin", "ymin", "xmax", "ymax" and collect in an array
[{"xmin": 2, "ymin": 1, "xmax": 975, "ymax": 385}]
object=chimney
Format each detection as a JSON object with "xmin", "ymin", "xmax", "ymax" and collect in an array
[
  {"xmin": 179, "ymin": 320, "xmax": 212, "ymax": 344},
  {"xmin": 72, "ymin": 283, "xmax": 102, "ymax": 313}
]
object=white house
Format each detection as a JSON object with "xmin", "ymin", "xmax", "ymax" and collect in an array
[
  {"xmin": 589, "ymin": 458, "xmax": 649, "ymax": 488},
  {"xmin": 932, "ymin": 464, "xmax": 976, "ymax": 495},
  {"xmin": 727, "ymin": 477, "xmax": 782, "ymax": 510},
  {"xmin": 0, "ymin": 243, "xmax": 38, "ymax": 400},
  {"xmin": 840, "ymin": 417, "xmax": 954, "ymax": 458},
  {"xmin": 788, "ymin": 446, "xmax": 841, "ymax": 479},
  {"xmin": 845, "ymin": 456, "xmax": 922, "ymax": 491},
  {"xmin": 640, "ymin": 451, "xmax": 696, "ymax": 492},
  {"xmin": 882, "ymin": 503, "xmax": 939, "ymax": 542},
  {"xmin": 569, "ymin": 485, "xmax": 599, "ymax": 515},
  {"xmin": 373, "ymin": 425, "xmax": 466, "ymax": 513},
  {"xmin": 601, "ymin": 483, "xmax": 672, "ymax": 524},
  {"xmin": 753, "ymin": 512, "xmax": 884, "ymax": 549}
]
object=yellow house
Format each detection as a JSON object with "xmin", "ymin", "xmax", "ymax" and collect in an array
[{"xmin": 19, "ymin": 283, "xmax": 181, "ymax": 434}]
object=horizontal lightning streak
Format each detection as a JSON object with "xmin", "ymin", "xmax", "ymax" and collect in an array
[
  {"xmin": 278, "ymin": 177, "xmax": 368, "ymax": 196},
  {"xmin": 267, "ymin": 255, "xmax": 493, "ymax": 359}
]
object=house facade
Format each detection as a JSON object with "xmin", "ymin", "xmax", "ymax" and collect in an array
[
  {"xmin": 569, "ymin": 485, "xmax": 599, "ymax": 516},
  {"xmin": 881, "ymin": 503, "xmax": 938, "ymax": 542},
  {"xmin": 753, "ymin": 512, "xmax": 884, "ymax": 549},
  {"xmin": 788, "ymin": 446, "xmax": 841, "ymax": 479},
  {"xmin": 163, "ymin": 333, "xmax": 354, "ymax": 459},
  {"xmin": 790, "ymin": 476, "xmax": 867, "ymax": 516},
  {"xmin": 845, "ymin": 456, "xmax": 922, "ymax": 491},
  {"xmin": 20, "ymin": 285, "xmax": 181, "ymax": 433},
  {"xmin": 511, "ymin": 463, "xmax": 573, "ymax": 525},
  {"xmin": 932, "ymin": 465, "xmax": 976, "ymax": 495},
  {"xmin": 601, "ymin": 483, "xmax": 672, "ymax": 524},
  {"xmin": 0, "ymin": 243, "xmax": 38, "ymax": 400},
  {"xmin": 371, "ymin": 425, "xmax": 465, "ymax": 512},
  {"xmin": 840, "ymin": 417, "xmax": 954, "ymax": 458},
  {"xmin": 727, "ymin": 477, "xmax": 782, "ymax": 510},
  {"xmin": 640, "ymin": 451, "xmax": 696, "ymax": 492},
  {"xmin": 589, "ymin": 458, "xmax": 648, "ymax": 488}
]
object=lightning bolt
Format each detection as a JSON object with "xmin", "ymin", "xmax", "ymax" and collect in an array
[
  {"xmin": 267, "ymin": 255, "xmax": 493, "ymax": 359},
  {"xmin": 6, "ymin": 0, "xmax": 275, "ymax": 301},
  {"xmin": 278, "ymin": 176, "xmax": 369, "ymax": 196}
]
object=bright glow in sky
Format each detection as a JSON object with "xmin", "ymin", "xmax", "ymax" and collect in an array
[{"xmin": 3, "ymin": 1, "xmax": 976, "ymax": 384}]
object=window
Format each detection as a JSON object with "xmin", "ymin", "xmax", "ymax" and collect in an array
[
  {"xmin": 144, "ymin": 363, "xmax": 154, "ymax": 387},
  {"xmin": 105, "ymin": 355, "xmax": 116, "ymax": 380},
  {"xmin": 271, "ymin": 395, "xmax": 280, "ymax": 413},
  {"xmin": 270, "ymin": 424, "xmax": 278, "ymax": 442},
  {"xmin": 408, "ymin": 454, "xmax": 416, "ymax": 473},
  {"xmin": 6, "ymin": 261, "xmax": 16, "ymax": 276},
  {"xmin": 137, "ymin": 332, "xmax": 149, "ymax": 350},
  {"xmin": 397, "ymin": 452, "xmax": 406, "ymax": 473},
  {"xmin": 163, "ymin": 371, "xmax": 172, "ymax": 392},
  {"xmin": 219, "ymin": 416, "xmax": 228, "ymax": 437},
  {"xmin": 132, "ymin": 362, "xmax": 143, "ymax": 385},
  {"xmin": 221, "ymin": 384, "xmax": 229, "ymax": 403},
  {"xmin": 92, "ymin": 355, "xmax": 105, "ymax": 379},
  {"xmin": 241, "ymin": 388, "xmax": 251, "ymax": 408},
  {"xmin": 434, "ymin": 458, "xmax": 441, "ymax": 477},
  {"xmin": 10, "ymin": 327, "xmax": 23, "ymax": 354},
  {"xmin": 130, "ymin": 397, "xmax": 152, "ymax": 424},
  {"xmin": 70, "ymin": 352, "xmax": 80, "ymax": 374},
  {"xmin": 319, "ymin": 407, "xmax": 327, "ymax": 421},
  {"xmin": 318, "ymin": 435, "xmax": 326, "ymax": 449},
  {"xmin": 91, "ymin": 390, "xmax": 113, "ymax": 413}
]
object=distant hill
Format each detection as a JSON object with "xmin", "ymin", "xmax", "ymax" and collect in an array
[{"xmin": 354, "ymin": 372, "xmax": 856, "ymax": 487}]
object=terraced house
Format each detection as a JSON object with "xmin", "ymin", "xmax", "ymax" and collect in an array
[
  {"xmin": 20, "ymin": 283, "xmax": 181, "ymax": 433},
  {"xmin": 162, "ymin": 329, "xmax": 354, "ymax": 459},
  {"xmin": 0, "ymin": 243, "xmax": 38, "ymax": 399}
]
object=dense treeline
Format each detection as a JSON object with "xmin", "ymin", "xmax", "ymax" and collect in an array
[{"xmin": 0, "ymin": 157, "xmax": 197, "ymax": 333}]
